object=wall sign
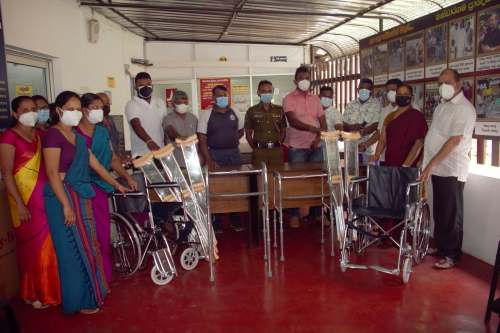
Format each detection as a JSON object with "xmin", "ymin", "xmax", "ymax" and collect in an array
[
  {"xmin": 0, "ymin": 4, "xmax": 10, "ymax": 130},
  {"xmin": 15, "ymin": 84, "xmax": 32, "ymax": 97},
  {"xmin": 199, "ymin": 78, "xmax": 231, "ymax": 110},
  {"xmin": 475, "ymin": 122, "xmax": 500, "ymax": 136},
  {"xmin": 270, "ymin": 56, "xmax": 287, "ymax": 62}
]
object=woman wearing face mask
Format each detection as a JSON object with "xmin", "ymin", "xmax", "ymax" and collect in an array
[
  {"xmin": 0, "ymin": 96, "xmax": 61, "ymax": 309},
  {"xmin": 33, "ymin": 95, "xmax": 51, "ymax": 130},
  {"xmin": 370, "ymin": 84, "xmax": 428, "ymax": 167},
  {"xmin": 76, "ymin": 93, "xmax": 138, "ymax": 284},
  {"xmin": 42, "ymin": 91, "xmax": 129, "ymax": 314}
]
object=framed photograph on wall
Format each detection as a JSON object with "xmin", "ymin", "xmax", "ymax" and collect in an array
[
  {"xmin": 373, "ymin": 43, "xmax": 389, "ymax": 85},
  {"xmin": 461, "ymin": 77, "xmax": 475, "ymax": 104},
  {"xmin": 449, "ymin": 14, "xmax": 475, "ymax": 73},
  {"xmin": 360, "ymin": 48, "xmax": 373, "ymax": 79},
  {"xmin": 405, "ymin": 32, "xmax": 425, "ymax": 80},
  {"xmin": 424, "ymin": 82, "xmax": 440, "ymax": 119},
  {"xmin": 476, "ymin": 75, "xmax": 500, "ymax": 119},
  {"xmin": 425, "ymin": 23, "xmax": 448, "ymax": 78},
  {"xmin": 477, "ymin": 5, "xmax": 500, "ymax": 71},
  {"xmin": 388, "ymin": 38, "xmax": 404, "ymax": 80},
  {"xmin": 410, "ymin": 83, "xmax": 424, "ymax": 111}
]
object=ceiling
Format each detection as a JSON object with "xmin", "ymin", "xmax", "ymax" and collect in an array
[{"xmin": 81, "ymin": 0, "xmax": 464, "ymax": 59}]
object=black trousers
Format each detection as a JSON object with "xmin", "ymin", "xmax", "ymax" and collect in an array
[{"xmin": 431, "ymin": 175, "xmax": 465, "ymax": 262}]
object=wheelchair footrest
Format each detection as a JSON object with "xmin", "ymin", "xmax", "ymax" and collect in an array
[{"xmin": 347, "ymin": 220, "xmax": 389, "ymax": 239}]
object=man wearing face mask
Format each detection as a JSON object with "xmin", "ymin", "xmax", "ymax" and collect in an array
[
  {"xmin": 361, "ymin": 79, "xmax": 402, "ymax": 158},
  {"xmin": 343, "ymin": 78, "xmax": 381, "ymax": 164},
  {"xmin": 163, "ymin": 90, "xmax": 198, "ymax": 167},
  {"xmin": 283, "ymin": 66, "xmax": 326, "ymax": 228},
  {"xmin": 198, "ymin": 85, "xmax": 245, "ymax": 232},
  {"xmin": 319, "ymin": 86, "xmax": 342, "ymax": 131},
  {"xmin": 421, "ymin": 69, "xmax": 476, "ymax": 270},
  {"xmin": 125, "ymin": 72, "xmax": 167, "ymax": 158},
  {"xmin": 245, "ymin": 80, "xmax": 286, "ymax": 166}
]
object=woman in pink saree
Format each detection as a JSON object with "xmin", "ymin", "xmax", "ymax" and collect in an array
[{"xmin": 0, "ymin": 96, "xmax": 61, "ymax": 308}]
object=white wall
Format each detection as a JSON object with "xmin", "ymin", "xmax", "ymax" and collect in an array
[
  {"xmin": 145, "ymin": 42, "xmax": 306, "ymax": 80},
  {"xmin": 1, "ymin": 0, "xmax": 144, "ymax": 149}
]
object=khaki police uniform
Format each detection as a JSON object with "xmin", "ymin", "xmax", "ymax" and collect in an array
[{"xmin": 244, "ymin": 103, "xmax": 286, "ymax": 166}]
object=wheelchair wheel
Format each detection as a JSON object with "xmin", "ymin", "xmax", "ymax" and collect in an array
[
  {"xmin": 110, "ymin": 213, "xmax": 141, "ymax": 276},
  {"xmin": 412, "ymin": 202, "xmax": 431, "ymax": 264},
  {"xmin": 150, "ymin": 266, "xmax": 174, "ymax": 286},
  {"xmin": 180, "ymin": 247, "xmax": 199, "ymax": 271},
  {"xmin": 354, "ymin": 217, "xmax": 370, "ymax": 255},
  {"xmin": 401, "ymin": 256, "xmax": 412, "ymax": 284}
]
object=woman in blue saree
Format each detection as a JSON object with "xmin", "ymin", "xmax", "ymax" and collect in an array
[{"xmin": 43, "ymin": 91, "xmax": 128, "ymax": 314}]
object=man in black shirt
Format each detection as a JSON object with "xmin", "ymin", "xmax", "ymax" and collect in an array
[{"xmin": 481, "ymin": 13, "xmax": 500, "ymax": 53}]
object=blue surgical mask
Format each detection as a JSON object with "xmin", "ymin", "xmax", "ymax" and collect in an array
[
  {"xmin": 215, "ymin": 96, "xmax": 229, "ymax": 108},
  {"xmin": 37, "ymin": 108, "xmax": 50, "ymax": 123},
  {"xmin": 359, "ymin": 89, "xmax": 371, "ymax": 102},
  {"xmin": 260, "ymin": 93, "xmax": 273, "ymax": 104}
]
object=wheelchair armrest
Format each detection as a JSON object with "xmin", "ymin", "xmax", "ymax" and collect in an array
[
  {"xmin": 111, "ymin": 191, "xmax": 145, "ymax": 197},
  {"xmin": 349, "ymin": 177, "xmax": 368, "ymax": 185},
  {"xmin": 147, "ymin": 182, "xmax": 180, "ymax": 189}
]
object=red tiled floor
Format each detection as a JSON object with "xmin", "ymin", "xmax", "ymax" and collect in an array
[{"xmin": 9, "ymin": 223, "xmax": 500, "ymax": 332}]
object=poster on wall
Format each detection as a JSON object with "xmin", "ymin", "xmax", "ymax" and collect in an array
[
  {"xmin": 165, "ymin": 88, "xmax": 176, "ymax": 109},
  {"xmin": 410, "ymin": 83, "xmax": 425, "ymax": 111},
  {"xmin": 360, "ymin": 48, "xmax": 373, "ymax": 80},
  {"xmin": 425, "ymin": 23, "xmax": 448, "ymax": 78},
  {"xmin": 199, "ymin": 78, "xmax": 231, "ymax": 110},
  {"xmin": 476, "ymin": 75, "xmax": 500, "ymax": 119},
  {"xmin": 424, "ymin": 82, "xmax": 440, "ymax": 118},
  {"xmin": 15, "ymin": 84, "xmax": 33, "ymax": 97},
  {"xmin": 231, "ymin": 84, "xmax": 250, "ymax": 114},
  {"xmin": 477, "ymin": 5, "xmax": 500, "ymax": 71},
  {"xmin": 373, "ymin": 43, "xmax": 389, "ymax": 85},
  {"xmin": 405, "ymin": 32, "xmax": 425, "ymax": 81},
  {"xmin": 449, "ymin": 14, "xmax": 475, "ymax": 73},
  {"xmin": 461, "ymin": 77, "xmax": 475, "ymax": 103},
  {"xmin": 0, "ymin": 5, "xmax": 10, "ymax": 130},
  {"xmin": 388, "ymin": 38, "xmax": 405, "ymax": 80}
]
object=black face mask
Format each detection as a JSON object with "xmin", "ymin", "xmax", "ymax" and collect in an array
[
  {"xmin": 137, "ymin": 86, "xmax": 153, "ymax": 99},
  {"xmin": 395, "ymin": 95, "xmax": 412, "ymax": 107},
  {"xmin": 103, "ymin": 105, "xmax": 111, "ymax": 116}
]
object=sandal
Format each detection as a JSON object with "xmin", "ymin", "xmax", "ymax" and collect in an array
[
  {"xmin": 31, "ymin": 301, "xmax": 50, "ymax": 309},
  {"xmin": 434, "ymin": 257, "xmax": 455, "ymax": 269},
  {"xmin": 80, "ymin": 308, "xmax": 100, "ymax": 315}
]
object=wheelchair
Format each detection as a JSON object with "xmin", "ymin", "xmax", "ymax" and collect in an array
[
  {"xmin": 340, "ymin": 165, "xmax": 431, "ymax": 284},
  {"xmin": 109, "ymin": 171, "xmax": 200, "ymax": 286}
]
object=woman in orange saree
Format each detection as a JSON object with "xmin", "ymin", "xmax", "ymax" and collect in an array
[{"xmin": 0, "ymin": 96, "xmax": 61, "ymax": 309}]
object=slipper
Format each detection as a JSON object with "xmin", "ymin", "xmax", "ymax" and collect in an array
[{"xmin": 434, "ymin": 257, "xmax": 455, "ymax": 269}]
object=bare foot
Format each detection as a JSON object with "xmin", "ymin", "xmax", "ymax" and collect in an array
[{"xmin": 80, "ymin": 308, "xmax": 100, "ymax": 315}]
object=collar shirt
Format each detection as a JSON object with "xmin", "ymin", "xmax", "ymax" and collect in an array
[
  {"xmin": 423, "ymin": 91, "xmax": 476, "ymax": 182},
  {"xmin": 343, "ymin": 97, "xmax": 381, "ymax": 153},
  {"xmin": 324, "ymin": 106, "xmax": 343, "ymax": 131}
]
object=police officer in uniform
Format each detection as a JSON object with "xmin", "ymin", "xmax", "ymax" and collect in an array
[{"xmin": 245, "ymin": 80, "xmax": 286, "ymax": 166}]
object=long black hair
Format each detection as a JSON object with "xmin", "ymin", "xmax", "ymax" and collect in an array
[
  {"xmin": 50, "ymin": 91, "xmax": 81, "ymax": 125},
  {"xmin": 9, "ymin": 96, "xmax": 34, "ymax": 128}
]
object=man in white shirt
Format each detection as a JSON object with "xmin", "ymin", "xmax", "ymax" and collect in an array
[
  {"xmin": 319, "ymin": 86, "xmax": 342, "ymax": 131},
  {"xmin": 125, "ymin": 72, "xmax": 167, "ymax": 157},
  {"xmin": 343, "ymin": 78, "xmax": 381, "ymax": 163},
  {"xmin": 421, "ymin": 69, "xmax": 477, "ymax": 269}
]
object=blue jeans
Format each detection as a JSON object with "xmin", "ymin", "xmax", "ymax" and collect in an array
[
  {"xmin": 288, "ymin": 146, "xmax": 324, "ymax": 163},
  {"xmin": 287, "ymin": 145, "xmax": 324, "ymax": 218}
]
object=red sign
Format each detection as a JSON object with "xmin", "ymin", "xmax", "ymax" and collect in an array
[
  {"xmin": 199, "ymin": 78, "xmax": 231, "ymax": 110},
  {"xmin": 165, "ymin": 88, "xmax": 176, "ymax": 109}
]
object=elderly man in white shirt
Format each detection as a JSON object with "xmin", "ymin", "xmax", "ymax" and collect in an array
[
  {"xmin": 421, "ymin": 68, "xmax": 476, "ymax": 270},
  {"xmin": 125, "ymin": 72, "xmax": 167, "ymax": 157},
  {"xmin": 343, "ymin": 78, "xmax": 381, "ymax": 163}
]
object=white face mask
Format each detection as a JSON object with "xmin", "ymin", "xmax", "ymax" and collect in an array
[
  {"xmin": 87, "ymin": 109, "xmax": 103, "ymax": 124},
  {"xmin": 60, "ymin": 109, "xmax": 82, "ymax": 127},
  {"xmin": 320, "ymin": 97, "xmax": 333, "ymax": 108},
  {"xmin": 175, "ymin": 103, "xmax": 189, "ymax": 114},
  {"xmin": 439, "ymin": 83, "xmax": 456, "ymax": 101},
  {"xmin": 297, "ymin": 80, "xmax": 311, "ymax": 92},
  {"xmin": 386, "ymin": 90, "xmax": 396, "ymax": 104},
  {"xmin": 18, "ymin": 111, "xmax": 38, "ymax": 127}
]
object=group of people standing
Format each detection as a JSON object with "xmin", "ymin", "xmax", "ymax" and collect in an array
[
  {"xmin": 128, "ymin": 67, "xmax": 476, "ymax": 271},
  {"xmin": 0, "ymin": 65, "xmax": 476, "ymax": 315},
  {"xmin": 0, "ymin": 91, "xmax": 136, "ymax": 314}
]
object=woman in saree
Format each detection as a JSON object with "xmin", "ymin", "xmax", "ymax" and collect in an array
[
  {"xmin": 76, "ymin": 93, "xmax": 138, "ymax": 284},
  {"xmin": 371, "ymin": 84, "xmax": 428, "ymax": 167},
  {"xmin": 42, "ymin": 91, "xmax": 128, "ymax": 314},
  {"xmin": 0, "ymin": 96, "xmax": 61, "ymax": 309}
]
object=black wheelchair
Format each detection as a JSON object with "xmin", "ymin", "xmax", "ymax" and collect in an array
[{"xmin": 339, "ymin": 165, "xmax": 431, "ymax": 284}]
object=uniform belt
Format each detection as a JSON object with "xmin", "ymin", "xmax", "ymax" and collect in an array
[{"xmin": 255, "ymin": 142, "xmax": 280, "ymax": 149}]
